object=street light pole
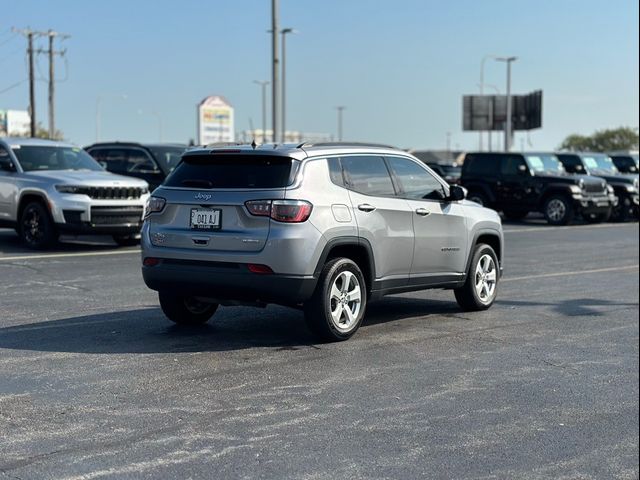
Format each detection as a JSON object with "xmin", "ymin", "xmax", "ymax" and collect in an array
[
  {"xmin": 496, "ymin": 56, "xmax": 518, "ymax": 152},
  {"xmin": 271, "ymin": 0, "xmax": 280, "ymax": 144},
  {"xmin": 253, "ymin": 80, "xmax": 269, "ymax": 143},
  {"xmin": 336, "ymin": 106, "xmax": 346, "ymax": 141},
  {"xmin": 280, "ymin": 28, "xmax": 297, "ymax": 144},
  {"xmin": 479, "ymin": 54, "xmax": 497, "ymax": 151}
]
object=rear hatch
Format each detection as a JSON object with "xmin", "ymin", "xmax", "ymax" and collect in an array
[{"xmin": 148, "ymin": 153, "xmax": 299, "ymax": 252}]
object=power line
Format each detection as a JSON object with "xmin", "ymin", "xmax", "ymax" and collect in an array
[{"xmin": 12, "ymin": 27, "xmax": 70, "ymax": 138}]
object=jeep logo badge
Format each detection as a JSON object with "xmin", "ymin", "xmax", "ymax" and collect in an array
[{"xmin": 194, "ymin": 193, "xmax": 212, "ymax": 201}]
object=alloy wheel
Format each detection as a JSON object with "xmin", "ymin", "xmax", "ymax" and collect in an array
[
  {"xmin": 474, "ymin": 254, "xmax": 497, "ymax": 303},
  {"xmin": 329, "ymin": 270, "xmax": 362, "ymax": 331}
]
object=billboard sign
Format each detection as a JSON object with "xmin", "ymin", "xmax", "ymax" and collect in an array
[
  {"xmin": 463, "ymin": 90, "xmax": 542, "ymax": 131},
  {"xmin": 197, "ymin": 96, "xmax": 234, "ymax": 145},
  {"xmin": 0, "ymin": 110, "xmax": 31, "ymax": 136}
]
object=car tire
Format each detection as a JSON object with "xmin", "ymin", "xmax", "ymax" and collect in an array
[
  {"xmin": 304, "ymin": 258, "xmax": 367, "ymax": 342},
  {"xmin": 543, "ymin": 195, "xmax": 574, "ymax": 225},
  {"xmin": 112, "ymin": 235, "xmax": 140, "ymax": 247},
  {"xmin": 611, "ymin": 195, "xmax": 633, "ymax": 222},
  {"xmin": 454, "ymin": 244, "xmax": 499, "ymax": 311},
  {"xmin": 18, "ymin": 201, "xmax": 58, "ymax": 249},
  {"xmin": 503, "ymin": 209, "xmax": 529, "ymax": 221},
  {"xmin": 467, "ymin": 190, "xmax": 488, "ymax": 207},
  {"xmin": 584, "ymin": 208, "xmax": 612, "ymax": 224},
  {"xmin": 159, "ymin": 292, "xmax": 218, "ymax": 325}
]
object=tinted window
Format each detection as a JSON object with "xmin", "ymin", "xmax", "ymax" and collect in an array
[
  {"xmin": 387, "ymin": 156, "xmax": 446, "ymax": 200},
  {"xmin": 464, "ymin": 154, "xmax": 500, "ymax": 176},
  {"xmin": 89, "ymin": 148, "xmax": 159, "ymax": 174},
  {"xmin": 13, "ymin": 146, "xmax": 103, "ymax": 172},
  {"xmin": 340, "ymin": 155, "xmax": 395, "ymax": 196},
  {"xmin": 164, "ymin": 154, "xmax": 298, "ymax": 189},
  {"xmin": 327, "ymin": 157, "xmax": 344, "ymax": 186},
  {"xmin": 557, "ymin": 154, "xmax": 581, "ymax": 171},
  {"xmin": 500, "ymin": 155, "xmax": 526, "ymax": 175},
  {"xmin": 148, "ymin": 146, "xmax": 186, "ymax": 172}
]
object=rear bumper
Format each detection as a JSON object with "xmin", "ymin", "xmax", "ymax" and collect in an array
[{"xmin": 142, "ymin": 259, "xmax": 317, "ymax": 305}]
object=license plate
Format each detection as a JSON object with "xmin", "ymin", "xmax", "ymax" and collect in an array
[{"xmin": 190, "ymin": 208, "xmax": 221, "ymax": 230}]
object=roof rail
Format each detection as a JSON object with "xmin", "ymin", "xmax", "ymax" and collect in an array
[{"xmin": 297, "ymin": 141, "xmax": 398, "ymax": 150}]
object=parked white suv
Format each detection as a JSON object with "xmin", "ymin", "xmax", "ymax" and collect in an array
[
  {"xmin": 141, "ymin": 142, "xmax": 504, "ymax": 341},
  {"xmin": 0, "ymin": 137, "xmax": 149, "ymax": 248}
]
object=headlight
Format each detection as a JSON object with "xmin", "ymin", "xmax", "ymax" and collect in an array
[
  {"xmin": 55, "ymin": 185, "xmax": 82, "ymax": 194},
  {"xmin": 144, "ymin": 196, "xmax": 166, "ymax": 218},
  {"xmin": 624, "ymin": 184, "xmax": 639, "ymax": 193},
  {"xmin": 607, "ymin": 185, "xmax": 615, "ymax": 194},
  {"xmin": 569, "ymin": 185, "xmax": 582, "ymax": 194}
]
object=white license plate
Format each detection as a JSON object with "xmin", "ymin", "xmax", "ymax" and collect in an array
[{"xmin": 190, "ymin": 208, "xmax": 221, "ymax": 230}]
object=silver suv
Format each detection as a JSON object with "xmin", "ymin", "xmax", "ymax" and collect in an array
[
  {"xmin": 0, "ymin": 137, "xmax": 149, "ymax": 248},
  {"xmin": 141, "ymin": 143, "xmax": 504, "ymax": 341}
]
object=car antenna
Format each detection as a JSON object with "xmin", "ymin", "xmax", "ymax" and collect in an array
[{"xmin": 251, "ymin": 139, "xmax": 257, "ymax": 150}]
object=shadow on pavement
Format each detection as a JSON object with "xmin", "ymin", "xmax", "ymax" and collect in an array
[
  {"xmin": 0, "ymin": 228, "xmax": 130, "ymax": 256},
  {"xmin": 497, "ymin": 297, "xmax": 638, "ymax": 317},
  {"xmin": 0, "ymin": 297, "xmax": 462, "ymax": 354}
]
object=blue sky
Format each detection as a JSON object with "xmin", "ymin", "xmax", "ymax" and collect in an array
[{"xmin": 1, "ymin": 0, "xmax": 638, "ymax": 150}]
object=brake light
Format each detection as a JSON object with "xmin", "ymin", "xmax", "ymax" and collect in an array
[
  {"xmin": 245, "ymin": 199, "xmax": 313, "ymax": 223},
  {"xmin": 245, "ymin": 200, "xmax": 272, "ymax": 216},
  {"xmin": 271, "ymin": 200, "xmax": 313, "ymax": 222}
]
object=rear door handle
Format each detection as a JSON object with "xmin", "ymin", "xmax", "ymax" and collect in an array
[
  {"xmin": 415, "ymin": 208, "xmax": 431, "ymax": 217},
  {"xmin": 358, "ymin": 204, "xmax": 376, "ymax": 212}
]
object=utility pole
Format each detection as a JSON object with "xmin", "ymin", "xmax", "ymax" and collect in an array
[
  {"xmin": 13, "ymin": 28, "xmax": 38, "ymax": 137},
  {"xmin": 271, "ymin": 0, "xmax": 280, "ymax": 144},
  {"xmin": 336, "ymin": 106, "xmax": 346, "ymax": 141},
  {"xmin": 281, "ymin": 28, "xmax": 297, "ymax": 143},
  {"xmin": 13, "ymin": 27, "xmax": 69, "ymax": 138},
  {"xmin": 39, "ymin": 30, "xmax": 69, "ymax": 139}
]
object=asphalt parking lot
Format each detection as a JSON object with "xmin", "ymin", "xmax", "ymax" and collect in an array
[{"xmin": 0, "ymin": 221, "xmax": 638, "ymax": 479}]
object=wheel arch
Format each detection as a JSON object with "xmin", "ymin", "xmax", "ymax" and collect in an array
[
  {"xmin": 465, "ymin": 229, "xmax": 503, "ymax": 275},
  {"xmin": 18, "ymin": 191, "xmax": 52, "ymax": 220},
  {"xmin": 314, "ymin": 237, "xmax": 375, "ymax": 293}
]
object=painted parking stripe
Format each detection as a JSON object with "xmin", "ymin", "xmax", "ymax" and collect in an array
[
  {"xmin": 0, "ymin": 249, "xmax": 140, "ymax": 262},
  {"xmin": 504, "ymin": 223, "xmax": 638, "ymax": 234},
  {"xmin": 504, "ymin": 264, "xmax": 639, "ymax": 282}
]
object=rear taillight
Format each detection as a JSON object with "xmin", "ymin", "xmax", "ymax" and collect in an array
[
  {"xmin": 245, "ymin": 199, "xmax": 312, "ymax": 223},
  {"xmin": 144, "ymin": 196, "xmax": 166, "ymax": 219}
]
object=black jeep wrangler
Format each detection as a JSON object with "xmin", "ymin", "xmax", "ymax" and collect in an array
[
  {"xmin": 556, "ymin": 152, "xmax": 639, "ymax": 222},
  {"xmin": 461, "ymin": 152, "xmax": 616, "ymax": 225}
]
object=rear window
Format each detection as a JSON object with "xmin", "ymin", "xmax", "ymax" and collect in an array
[
  {"xmin": 463, "ymin": 154, "xmax": 501, "ymax": 176},
  {"xmin": 164, "ymin": 154, "xmax": 299, "ymax": 189}
]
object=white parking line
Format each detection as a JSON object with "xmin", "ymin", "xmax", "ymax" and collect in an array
[
  {"xmin": 504, "ymin": 264, "xmax": 639, "ymax": 282},
  {"xmin": 504, "ymin": 223, "xmax": 638, "ymax": 234},
  {"xmin": 0, "ymin": 249, "xmax": 140, "ymax": 262}
]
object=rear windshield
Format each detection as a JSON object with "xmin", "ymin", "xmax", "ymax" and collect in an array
[{"xmin": 164, "ymin": 154, "xmax": 299, "ymax": 189}]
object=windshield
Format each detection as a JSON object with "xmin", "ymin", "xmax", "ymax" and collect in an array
[
  {"xmin": 632, "ymin": 154, "xmax": 639, "ymax": 166},
  {"xmin": 524, "ymin": 154, "xmax": 565, "ymax": 174},
  {"xmin": 12, "ymin": 145, "xmax": 104, "ymax": 172},
  {"xmin": 582, "ymin": 154, "xmax": 618, "ymax": 174},
  {"xmin": 148, "ymin": 146, "xmax": 186, "ymax": 172}
]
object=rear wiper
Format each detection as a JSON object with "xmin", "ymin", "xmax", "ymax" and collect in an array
[{"xmin": 181, "ymin": 179, "xmax": 213, "ymax": 188}]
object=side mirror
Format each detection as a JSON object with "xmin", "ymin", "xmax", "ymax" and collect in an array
[
  {"xmin": 517, "ymin": 164, "xmax": 529, "ymax": 175},
  {"xmin": 0, "ymin": 156, "xmax": 16, "ymax": 172},
  {"xmin": 447, "ymin": 185, "xmax": 466, "ymax": 201},
  {"xmin": 575, "ymin": 165, "xmax": 584, "ymax": 172}
]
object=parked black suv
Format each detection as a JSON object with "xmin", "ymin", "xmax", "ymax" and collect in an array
[
  {"xmin": 556, "ymin": 152, "xmax": 639, "ymax": 221},
  {"xmin": 425, "ymin": 162, "xmax": 462, "ymax": 185},
  {"xmin": 461, "ymin": 152, "xmax": 616, "ymax": 225},
  {"xmin": 85, "ymin": 142, "xmax": 186, "ymax": 191}
]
